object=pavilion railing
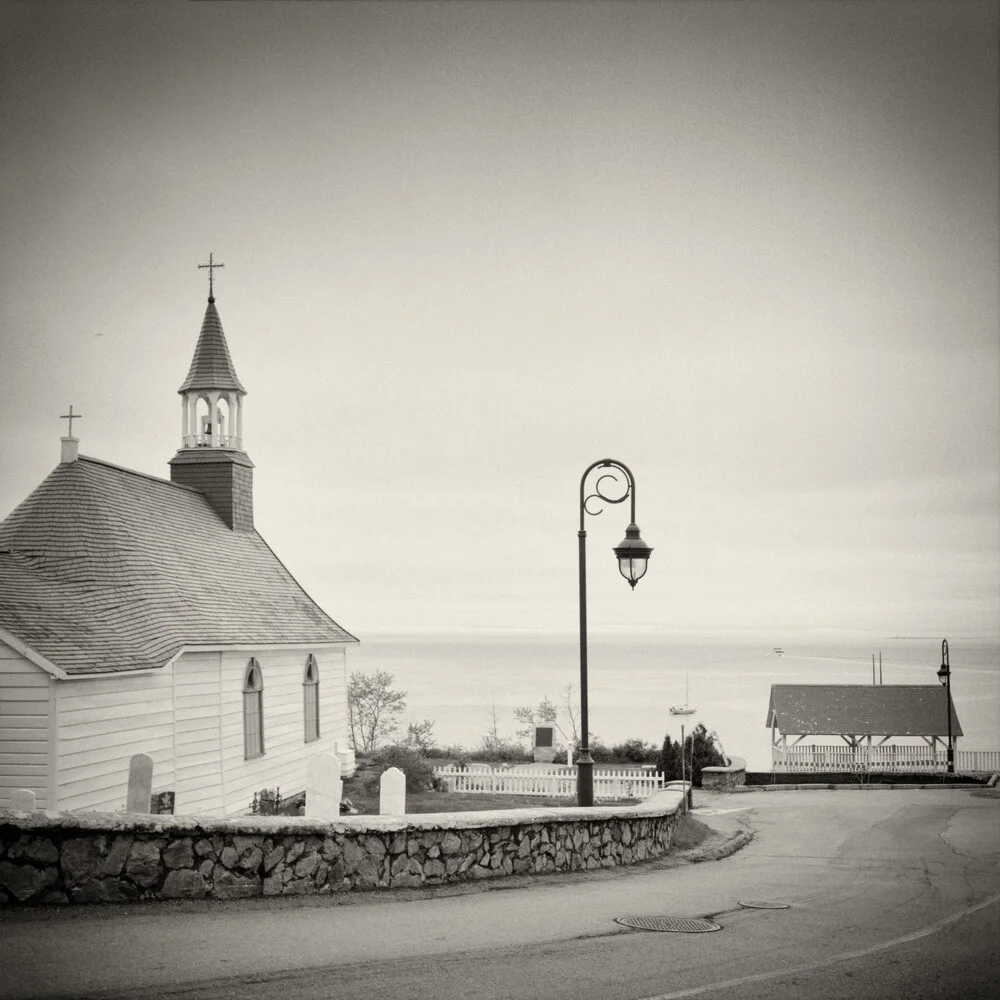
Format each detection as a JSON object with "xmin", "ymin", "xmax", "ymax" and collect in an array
[{"xmin": 771, "ymin": 745, "xmax": 1000, "ymax": 773}]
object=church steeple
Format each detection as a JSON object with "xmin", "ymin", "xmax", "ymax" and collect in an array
[
  {"xmin": 177, "ymin": 256, "xmax": 246, "ymax": 450},
  {"xmin": 169, "ymin": 257, "xmax": 255, "ymax": 532}
]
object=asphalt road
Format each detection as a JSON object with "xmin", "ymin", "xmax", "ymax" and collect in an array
[{"xmin": 2, "ymin": 787, "xmax": 998, "ymax": 1000}]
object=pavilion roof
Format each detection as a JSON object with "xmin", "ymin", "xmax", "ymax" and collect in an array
[{"xmin": 766, "ymin": 684, "xmax": 963, "ymax": 738}]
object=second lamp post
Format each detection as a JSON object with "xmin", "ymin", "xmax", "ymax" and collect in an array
[
  {"xmin": 577, "ymin": 459, "xmax": 653, "ymax": 806},
  {"xmin": 937, "ymin": 639, "xmax": 954, "ymax": 774}
]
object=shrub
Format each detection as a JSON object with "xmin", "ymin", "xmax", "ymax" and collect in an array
[
  {"xmin": 656, "ymin": 724, "xmax": 726, "ymax": 787},
  {"xmin": 424, "ymin": 743, "xmax": 470, "ymax": 761},
  {"xmin": 610, "ymin": 738, "xmax": 659, "ymax": 763},
  {"xmin": 475, "ymin": 736, "xmax": 533, "ymax": 763},
  {"xmin": 573, "ymin": 740, "xmax": 616, "ymax": 763},
  {"xmin": 368, "ymin": 744, "xmax": 438, "ymax": 792}
]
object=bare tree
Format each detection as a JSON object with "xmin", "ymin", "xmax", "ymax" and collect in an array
[
  {"xmin": 347, "ymin": 670, "xmax": 407, "ymax": 754},
  {"xmin": 479, "ymin": 696, "xmax": 506, "ymax": 757},
  {"xmin": 561, "ymin": 683, "xmax": 580, "ymax": 746},
  {"xmin": 402, "ymin": 718, "xmax": 436, "ymax": 754}
]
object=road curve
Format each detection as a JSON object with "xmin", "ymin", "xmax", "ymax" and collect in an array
[{"xmin": 2, "ymin": 788, "xmax": 997, "ymax": 1000}]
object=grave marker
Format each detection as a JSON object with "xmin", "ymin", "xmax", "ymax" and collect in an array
[
  {"xmin": 379, "ymin": 766, "xmax": 406, "ymax": 815},
  {"xmin": 306, "ymin": 752, "xmax": 342, "ymax": 820},
  {"xmin": 126, "ymin": 753, "xmax": 153, "ymax": 813},
  {"xmin": 151, "ymin": 791, "xmax": 175, "ymax": 815},
  {"xmin": 11, "ymin": 789, "xmax": 36, "ymax": 812},
  {"xmin": 533, "ymin": 725, "xmax": 556, "ymax": 763}
]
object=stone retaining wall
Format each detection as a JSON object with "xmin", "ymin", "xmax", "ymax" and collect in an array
[
  {"xmin": 0, "ymin": 790, "xmax": 684, "ymax": 906},
  {"xmin": 701, "ymin": 756, "xmax": 747, "ymax": 791}
]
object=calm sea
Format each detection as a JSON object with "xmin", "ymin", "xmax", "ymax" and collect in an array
[{"xmin": 348, "ymin": 631, "xmax": 1000, "ymax": 772}]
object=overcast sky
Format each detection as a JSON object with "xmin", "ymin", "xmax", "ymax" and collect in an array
[{"xmin": 1, "ymin": 1, "xmax": 997, "ymax": 639}]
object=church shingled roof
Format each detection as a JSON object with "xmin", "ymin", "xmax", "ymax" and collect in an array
[
  {"xmin": 0, "ymin": 457, "xmax": 356, "ymax": 675},
  {"xmin": 177, "ymin": 298, "xmax": 246, "ymax": 394},
  {"xmin": 765, "ymin": 684, "xmax": 963, "ymax": 738}
]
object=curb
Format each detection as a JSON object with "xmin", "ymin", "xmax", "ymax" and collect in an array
[
  {"xmin": 728, "ymin": 782, "xmax": 984, "ymax": 793},
  {"xmin": 677, "ymin": 828, "xmax": 754, "ymax": 863}
]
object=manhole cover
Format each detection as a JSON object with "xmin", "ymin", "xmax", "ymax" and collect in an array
[
  {"xmin": 616, "ymin": 916, "xmax": 722, "ymax": 933},
  {"xmin": 738, "ymin": 901, "xmax": 790, "ymax": 910}
]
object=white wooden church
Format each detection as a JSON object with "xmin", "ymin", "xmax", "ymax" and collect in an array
[{"xmin": 0, "ymin": 267, "xmax": 358, "ymax": 815}]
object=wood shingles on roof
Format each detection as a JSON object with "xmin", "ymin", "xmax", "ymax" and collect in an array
[
  {"xmin": 177, "ymin": 298, "xmax": 246, "ymax": 394},
  {"xmin": 766, "ymin": 684, "xmax": 963, "ymax": 738},
  {"xmin": 0, "ymin": 456, "xmax": 356, "ymax": 675}
]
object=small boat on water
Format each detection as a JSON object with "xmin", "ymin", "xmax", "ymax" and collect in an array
[
  {"xmin": 669, "ymin": 673, "xmax": 696, "ymax": 716},
  {"xmin": 772, "ymin": 647, "xmax": 784, "ymax": 656}
]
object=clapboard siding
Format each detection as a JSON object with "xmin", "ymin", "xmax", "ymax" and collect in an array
[
  {"xmin": 56, "ymin": 671, "xmax": 175, "ymax": 813},
  {"xmin": 219, "ymin": 647, "xmax": 350, "ymax": 815},
  {"xmin": 0, "ymin": 640, "xmax": 51, "ymax": 809},
  {"xmin": 0, "ymin": 688, "xmax": 51, "ymax": 704},
  {"xmin": 57, "ymin": 685, "xmax": 174, "ymax": 715},
  {"xmin": 0, "ymin": 758, "xmax": 46, "ymax": 774},
  {"xmin": 55, "ymin": 711, "xmax": 170, "ymax": 742},
  {"xmin": 59, "ymin": 734, "xmax": 175, "ymax": 769},
  {"xmin": 1, "ymin": 641, "xmax": 351, "ymax": 816},
  {"xmin": 171, "ymin": 652, "xmax": 222, "ymax": 815}
]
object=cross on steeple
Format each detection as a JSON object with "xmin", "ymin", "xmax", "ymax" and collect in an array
[
  {"xmin": 60, "ymin": 405, "xmax": 82, "ymax": 436},
  {"xmin": 198, "ymin": 253, "xmax": 225, "ymax": 301}
]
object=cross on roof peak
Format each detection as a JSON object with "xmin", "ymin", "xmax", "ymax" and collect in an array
[
  {"xmin": 198, "ymin": 253, "xmax": 225, "ymax": 302},
  {"xmin": 60, "ymin": 404, "xmax": 82, "ymax": 437}
]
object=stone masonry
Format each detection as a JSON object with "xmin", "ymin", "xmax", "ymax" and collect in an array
[
  {"xmin": 700, "ymin": 757, "xmax": 747, "ymax": 792},
  {"xmin": 0, "ymin": 792, "xmax": 684, "ymax": 906}
]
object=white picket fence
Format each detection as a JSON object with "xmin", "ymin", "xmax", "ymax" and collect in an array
[
  {"xmin": 772, "ymin": 745, "xmax": 1000, "ymax": 774},
  {"xmin": 434, "ymin": 764, "xmax": 664, "ymax": 801}
]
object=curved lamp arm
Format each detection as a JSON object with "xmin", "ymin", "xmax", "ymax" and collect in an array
[
  {"xmin": 579, "ymin": 458, "xmax": 636, "ymax": 530},
  {"xmin": 579, "ymin": 459, "xmax": 652, "ymax": 588}
]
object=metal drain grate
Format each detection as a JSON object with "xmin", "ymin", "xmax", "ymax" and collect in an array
[
  {"xmin": 616, "ymin": 916, "xmax": 722, "ymax": 933},
  {"xmin": 738, "ymin": 900, "xmax": 790, "ymax": 909}
]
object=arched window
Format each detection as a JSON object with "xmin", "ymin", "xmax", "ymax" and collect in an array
[
  {"xmin": 243, "ymin": 659, "xmax": 264, "ymax": 758},
  {"xmin": 304, "ymin": 654, "xmax": 320, "ymax": 742}
]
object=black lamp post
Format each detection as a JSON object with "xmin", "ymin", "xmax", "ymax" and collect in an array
[
  {"xmin": 577, "ymin": 459, "xmax": 653, "ymax": 806},
  {"xmin": 936, "ymin": 639, "xmax": 954, "ymax": 774}
]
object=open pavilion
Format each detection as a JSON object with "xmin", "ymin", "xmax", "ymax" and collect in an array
[{"xmin": 766, "ymin": 684, "xmax": 964, "ymax": 773}]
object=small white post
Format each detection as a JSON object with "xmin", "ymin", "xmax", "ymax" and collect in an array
[
  {"xmin": 305, "ymin": 752, "xmax": 342, "ymax": 820},
  {"xmin": 379, "ymin": 767, "xmax": 406, "ymax": 815}
]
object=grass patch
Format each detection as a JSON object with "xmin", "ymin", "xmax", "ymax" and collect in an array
[
  {"xmin": 670, "ymin": 813, "xmax": 711, "ymax": 851},
  {"xmin": 341, "ymin": 774, "xmax": 644, "ymax": 815},
  {"xmin": 390, "ymin": 791, "xmax": 574, "ymax": 813},
  {"xmin": 344, "ymin": 784, "xmax": 584, "ymax": 814}
]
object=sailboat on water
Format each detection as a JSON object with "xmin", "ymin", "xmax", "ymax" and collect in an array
[{"xmin": 669, "ymin": 673, "xmax": 696, "ymax": 716}]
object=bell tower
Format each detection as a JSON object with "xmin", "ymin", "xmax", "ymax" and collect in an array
[{"xmin": 168, "ymin": 255, "xmax": 255, "ymax": 532}]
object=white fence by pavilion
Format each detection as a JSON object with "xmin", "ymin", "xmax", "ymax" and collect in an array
[
  {"xmin": 771, "ymin": 745, "xmax": 1000, "ymax": 774},
  {"xmin": 433, "ymin": 764, "xmax": 664, "ymax": 801}
]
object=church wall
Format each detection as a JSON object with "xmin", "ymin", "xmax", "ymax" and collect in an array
[
  {"xmin": 55, "ymin": 672, "xmax": 175, "ymax": 812},
  {"xmin": 218, "ymin": 646, "xmax": 350, "ymax": 817},
  {"xmin": 172, "ymin": 652, "xmax": 224, "ymax": 815},
  {"xmin": 35, "ymin": 646, "xmax": 350, "ymax": 818},
  {"xmin": 0, "ymin": 641, "xmax": 51, "ymax": 810},
  {"xmin": 320, "ymin": 645, "xmax": 349, "ymax": 754}
]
